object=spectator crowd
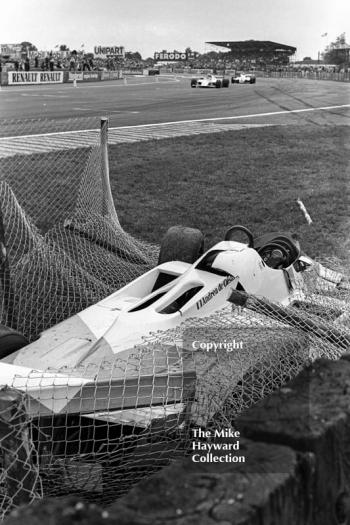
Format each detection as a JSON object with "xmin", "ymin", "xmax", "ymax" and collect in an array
[
  {"xmin": 1, "ymin": 46, "xmax": 348, "ymax": 75},
  {"xmin": 0, "ymin": 49, "xmax": 144, "ymax": 74}
]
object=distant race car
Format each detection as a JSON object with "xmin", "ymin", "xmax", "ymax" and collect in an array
[
  {"xmin": 231, "ymin": 73, "xmax": 256, "ymax": 84},
  {"xmin": 191, "ymin": 74, "xmax": 230, "ymax": 88}
]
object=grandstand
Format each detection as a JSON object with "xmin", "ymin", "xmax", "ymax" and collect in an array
[{"xmin": 206, "ymin": 40, "xmax": 296, "ymax": 68}]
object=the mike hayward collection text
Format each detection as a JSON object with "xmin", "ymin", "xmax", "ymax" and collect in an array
[{"xmin": 191, "ymin": 428, "xmax": 246, "ymax": 463}]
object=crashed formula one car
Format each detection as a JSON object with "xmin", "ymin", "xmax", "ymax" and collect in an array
[
  {"xmin": 0, "ymin": 223, "xmax": 348, "ymax": 504},
  {"xmin": 2, "ymin": 224, "xmax": 346, "ymax": 370},
  {"xmin": 231, "ymin": 73, "xmax": 256, "ymax": 84},
  {"xmin": 191, "ymin": 74, "xmax": 230, "ymax": 88},
  {"xmin": 0, "ymin": 225, "xmax": 316, "ymax": 365}
]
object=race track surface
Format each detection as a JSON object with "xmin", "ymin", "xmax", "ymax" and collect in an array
[{"xmin": 0, "ymin": 76, "xmax": 349, "ymax": 133}]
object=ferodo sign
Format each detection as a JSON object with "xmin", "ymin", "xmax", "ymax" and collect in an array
[
  {"xmin": 94, "ymin": 46, "xmax": 125, "ymax": 57},
  {"xmin": 8, "ymin": 71, "xmax": 64, "ymax": 85},
  {"xmin": 154, "ymin": 50, "xmax": 199, "ymax": 61}
]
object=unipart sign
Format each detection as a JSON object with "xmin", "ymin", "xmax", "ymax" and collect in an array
[
  {"xmin": 94, "ymin": 46, "xmax": 125, "ymax": 57},
  {"xmin": 154, "ymin": 51, "xmax": 199, "ymax": 61}
]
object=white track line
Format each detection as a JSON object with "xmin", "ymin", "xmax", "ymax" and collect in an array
[{"xmin": 1, "ymin": 104, "xmax": 349, "ymax": 141}]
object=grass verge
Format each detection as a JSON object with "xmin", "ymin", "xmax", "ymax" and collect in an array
[
  {"xmin": 0, "ymin": 123, "xmax": 348, "ymax": 262},
  {"xmin": 109, "ymin": 123, "xmax": 349, "ymax": 262}
]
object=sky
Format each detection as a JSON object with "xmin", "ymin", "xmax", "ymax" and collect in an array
[{"xmin": 1, "ymin": 0, "xmax": 349, "ymax": 60}]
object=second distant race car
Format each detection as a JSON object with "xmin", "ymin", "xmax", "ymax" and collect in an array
[
  {"xmin": 231, "ymin": 73, "xmax": 256, "ymax": 84},
  {"xmin": 191, "ymin": 74, "xmax": 230, "ymax": 88}
]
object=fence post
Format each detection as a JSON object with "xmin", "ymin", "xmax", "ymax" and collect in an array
[
  {"xmin": 100, "ymin": 117, "xmax": 118, "ymax": 221},
  {"xmin": 0, "ymin": 387, "xmax": 41, "ymax": 514},
  {"xmin": 0, "ymin": 202, "xmax": 17, "ymax": 330}
]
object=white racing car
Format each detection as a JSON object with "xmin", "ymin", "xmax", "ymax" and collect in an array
[
  {"xmin": 231, "ymin": 73, "xmax": 256, "ymax": 84},
  {"xmin": 2, "ymin": 224, "xmax": 341, "ymax": 370},
  {"xmin": 191, "ymin": 74, "xmax": 230, "ymax": 88},
  {"xmin": 0, "ymin": 223, "xmax": 347, "ymax": 499}
]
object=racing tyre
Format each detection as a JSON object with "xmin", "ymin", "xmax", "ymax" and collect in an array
[
  {"xmin": 158, "ymin": 226, "xmax": 205, "ymax": 265},
  {"xmin": 250, "ymin": 78, "xmax": 256, "ymax": 84},
  {"xmin": 215, "ymin": 80, "xmax": 222, "ymax": 88},
  {"xmin": 0, "ymin": 324, "xmax": 29, "ymax": 358},
  {"xmin": 191, "ymin": 79, "xmax": 197, "ymax": 87},
  {"xmin": 222, "ymin": 79, "xmax": 230, "ymax": 88}
]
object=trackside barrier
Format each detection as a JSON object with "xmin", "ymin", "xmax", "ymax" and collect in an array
[
  {"xmin": 0, "ymin": 70, "xmax": 124, "ymax": 86},
  {"xmin": 1, "ymin": 68, "xmax": 349, "ymax": 85},
  {"xmin": 263, "ymin": 69, "xmax": 350, "ymax": 82},
  {"xmin": 171, "ymin": 68, "xmax": 350, "ymax": 82}
]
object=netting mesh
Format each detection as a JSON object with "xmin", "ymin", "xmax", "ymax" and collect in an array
[
  {"xmin": 0, "ymin": 117, "xmax": 158, "ymax": 340},
  {"xmin": 0, "ymin": 117, "xmax": 349, "ymax": 518},
  {"xmin": 0, "ymin": 288, "xmax": 349, "ymax": 517}
]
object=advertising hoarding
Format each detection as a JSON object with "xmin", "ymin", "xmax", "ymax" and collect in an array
[
  {"xmin": 83, "ymin": 72, "xmax": 99, "ymax": 81},
  {"xmin": 68, "ymin": 72, "xmax": 84, "ymax": 82},
  {"xmin": 94, "ymin": 46, "xmax": 125, "ymax": 58},
  {"xmin": 8, "ymin": 71, "xmax": 64, "ymax": 85},
  {"xmin": 101, "ymin": 71, "xmax": 122, "ymax": 80},
  {"xmin": 154, "ymin": 50, "xmax": 199, "ymax": 61}
]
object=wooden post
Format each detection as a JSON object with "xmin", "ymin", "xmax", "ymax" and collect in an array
[
  {"xmin": 0, "ymin": 204, "xmax": 17, "ymax": 330},
  {"xmin": 100, "ymin": 117, "xmax": 118, "ymax": 221},
  {"xmin": 228, "ymin": 289, "xmax": 350, "ymax": 351},
  {"xmin": 0, "ymin": 387, "xmax": 41, "ymax": 511}
]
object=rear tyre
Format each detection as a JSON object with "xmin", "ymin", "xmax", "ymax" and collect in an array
[
  {"xmin": 222, "ymin": 79, "xmax": 229, "ymax": 88},
  {"xmin": 191, "ymin": 79, "xmax": 197, "ymax": 87},
  {"xmin": 158, "ymin": 226, "xmax": 205, "ymax": 265},
  {"xmin": 0, "ymin": 325, "xmax": 28, "ymax": 358},
  {"xmin": 215, "ymin": 80, "xmax": 222, "ymax": 88}
]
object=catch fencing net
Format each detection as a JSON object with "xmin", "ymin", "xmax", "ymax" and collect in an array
[
  {"xmin": 0, "ymin": 280, "xmax": 349, "ymax": 518},
  {"xmin": 0, "ymin": 116, "xmax": 349, "ymax": 518},
  {"xmin": 0, "ymin": 117, "xmax": 158, "ymax": 341}
]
